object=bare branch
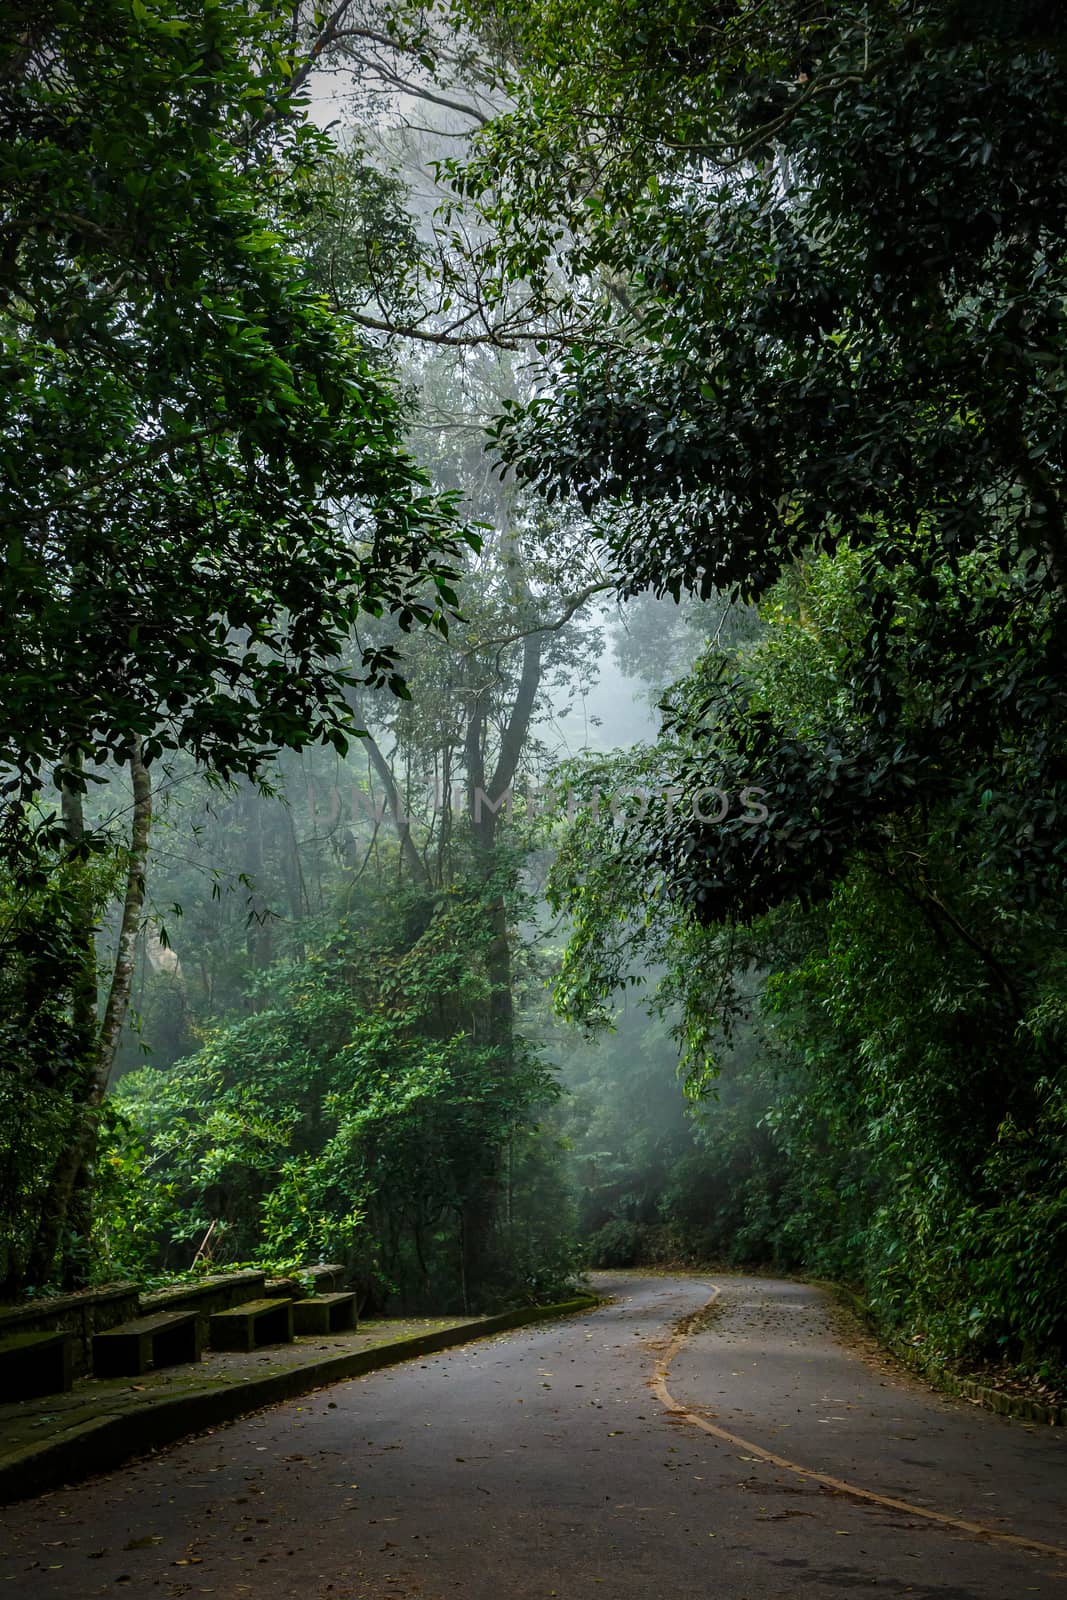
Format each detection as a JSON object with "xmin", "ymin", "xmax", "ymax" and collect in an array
[
  {"xmin": 285, "ymin": 0, "xmax": 359, "ymax": 102},
  {"xmin": 466, "ymin": 581, "xmax": 613, "ymax": 654}
]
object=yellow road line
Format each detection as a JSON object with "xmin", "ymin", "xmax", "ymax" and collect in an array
[{"xmin": 650, "ymin": 1286, "xmax": 1067, "ymax": 1564}]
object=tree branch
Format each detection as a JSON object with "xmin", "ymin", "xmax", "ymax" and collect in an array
[{"xmin": 466, "ymin": 581, "xmax": 612, "ymax": 654}]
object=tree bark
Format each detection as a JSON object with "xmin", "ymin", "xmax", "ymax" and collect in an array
[
  {"xmin": 97, "ymin": 740, "xmax": 152, "ymax": 1078},
  {"xmin": 25, "ymin": 741, "xmax": 152, "ymax": 1287},
  {"xmin": 60, "ymin": 758, "xmax": 99, "ymax": 1061}
]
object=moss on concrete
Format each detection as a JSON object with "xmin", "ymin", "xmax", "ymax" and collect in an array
[{"xmin": 0, "ymin": 1294, "xmax": 600, "ymax": 1503}]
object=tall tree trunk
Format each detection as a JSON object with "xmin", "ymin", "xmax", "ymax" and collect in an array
[
  {"xmin": 241, "ymin": 781, "xmax": 274, "ymax": 980},
  {"xmin": 469, "ymin": 628, "xmax": 543, "ymax": 1049},
  {"xmin": 61, "ymin": 756, "xmax": 99, "ymax": 1063},
  {"xmin": 279, "ymin": 805, "xmax": 308, "ymax": 925},
  {"xmin": 25, "ymin": 742, "xmax": 152, "ymax": 1287},
  {"xmin": 461, "ymin": 630, "xmax": 544, "ymax": 1299},
  {"xmin": 363, "ymin": 732, "xmax": 431, "ymax": 887},
  {"xmin": 56, "ymin": 757, "xmax": 97, "ymax": 1290},
  {"xmin": 97, "ymin": 741, "xmax": 152, "ymax": 1079}
]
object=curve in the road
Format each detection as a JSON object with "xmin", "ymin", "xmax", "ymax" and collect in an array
[{"xmin": 651, "ymin": 1283, "xmax": 1067, "ymax": 1563}]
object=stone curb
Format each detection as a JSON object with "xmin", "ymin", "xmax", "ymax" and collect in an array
[
  {"xmin": 0, "ymin": 1294, "xmax": 601, "ymax": 1505},
  {"xmin": 827, "ymin": 1282, "xmax": 1067, "ymax": 1429}
]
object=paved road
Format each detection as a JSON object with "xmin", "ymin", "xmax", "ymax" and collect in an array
[{"xmin": 1, "ymin": 1273, "xmax": 1065, "ymax": 1599}]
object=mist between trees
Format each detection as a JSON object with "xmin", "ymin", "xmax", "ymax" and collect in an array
[{"xmin": 2, "ymin": 0, "xmax": 1066, "ymax": 1393}]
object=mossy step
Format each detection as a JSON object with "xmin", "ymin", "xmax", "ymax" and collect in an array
[
  {"xmin": 292, "ymin": 1292, "xmax": 357, "ymax": 1336},
  {"xmin": 209, "ymin": 1298, "xmax": 294, "ymax": 1353},
  {"xmin": 93, "ymin": 1310, "xmax": 202, "ymax": 1379},
  {"xmin": 0, "ymin": 1331, "xmax": 73, "ymax": 1402}
]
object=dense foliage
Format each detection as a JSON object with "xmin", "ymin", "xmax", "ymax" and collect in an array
[
  {"xmin": 103, "ymin": 877, "xmax": 572, "ymax": 1310},
  {"xmin": 0, "ymin": 0, "xmax": 473, "ymax": 1291},
  {"xmin": 1, "ymin": 0, "xmax": 469, "ymax": 796},
  {"xmin": 443, "ymin": 0, "xmax": 1067, "ymax": 926},
  {"xmin": 457, "ymin": 0, "xmax": 1067, "ymax": 583},
  {"xmin": 413, "ymin": 0, "xmax": 1067, "ymax": 1378},
  {"xmin": 549, "ymin": 554, "xmax": 1067, "ymax": 1372},
  {"xmin": 3, "ymin": 0, "xmax": 1067, "ymax": 1392}
]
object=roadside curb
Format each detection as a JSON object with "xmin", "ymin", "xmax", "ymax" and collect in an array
[
  {"xmin": 0, "ymin": 1293, "xmax": 601, "ymax": 1505},
  {"xmin": 827, "ymin": 1282, "xmax": 1067, "ymax": 1429}
]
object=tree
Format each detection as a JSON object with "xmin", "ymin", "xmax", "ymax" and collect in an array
[
  {"xmin": 78, "ymin": 332, "xmax": 606, "ymax": 1305},
  {"xmin": 1, "ymin": 0, "xmax": 469, "ymax": 798},
  {"xmin": 0, "ymin": 0, "xmax": 474, "ymax": 1289},
  {"xmin": 546, "ymin": 547, "xmax": 1067, "ymax": 1367},
  {"xmin": 111, "ymin": 884, "xmax": 566, "ymax": 1310},
  {"xmin": 433, "ymin": 0, "xmax": 1067, "ymax": 917},
  {"xmin": 452, "ymin": 0, "xmax": 1067, "ymax": 574},
  {"xmin": 333, "ymin": 337, "xmax": 608, "ymax": 1286}
]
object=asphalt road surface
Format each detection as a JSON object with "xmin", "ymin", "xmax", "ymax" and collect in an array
[{"xmin": 2, "ymin": 1273, "xmax": 1065, "ymax": 1599}]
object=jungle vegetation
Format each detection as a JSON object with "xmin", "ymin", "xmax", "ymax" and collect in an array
[{"xmin": 2, "ymin": 0, "xmax": 1065, "ymax": 1382}]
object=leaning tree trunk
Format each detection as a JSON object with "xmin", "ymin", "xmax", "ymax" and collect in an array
[
  {"xmin": 56, "ymin": 754, "xmax": 105, "ymax": 1287},
  {"xmin": 61, "ymin": 755, "xmax": 101, "ymax": 1066},
  {"xmin": 25, "ymin": 741, "xmax": 152, "ymax": 1288}
]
